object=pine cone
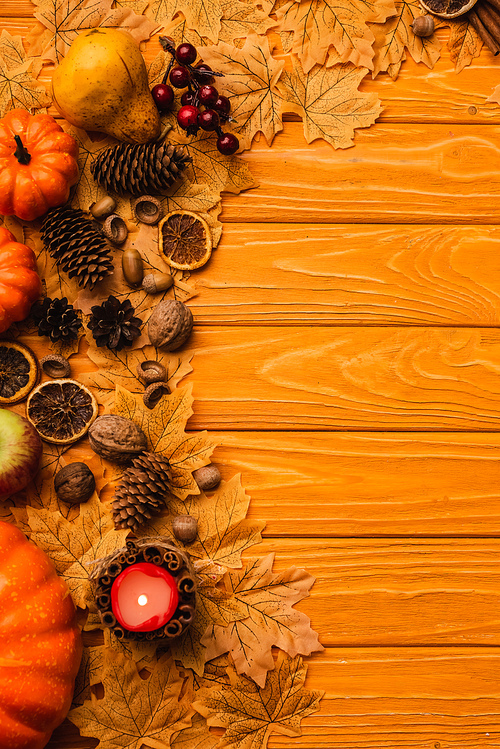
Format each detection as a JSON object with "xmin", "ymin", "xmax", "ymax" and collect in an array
[
  {"xmin": 41, "ymin": 206, "xmax": 113, "ymax": 290},
  {"xmin": 88, "ymin": 295, "xmax": 142, "ymax": 351},
  {"xmin": 91, "ymin": 141, "xmax": 192, "ymax": 197},
  {"xmin": 31, "ymin": 297, "xmax": 82, "ymax": 342},
  {"xmin": 112, "ymin": 452, "xmax": 173, "ymax": 531}
]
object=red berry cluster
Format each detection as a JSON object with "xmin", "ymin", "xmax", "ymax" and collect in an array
[{"xmin": 151, "ymin": 36, "xmax": 239, "ymax": 156}]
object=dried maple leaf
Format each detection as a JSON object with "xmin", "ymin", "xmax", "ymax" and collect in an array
[
  {"xmin": 217, "ymin": 0, "xmax": 275, "ymax": 43},
  {"xmin": 64, "ymin": 127, "xmax": 122, "ymax": 213},
  {"xmin": 73, "ymin": 645, "xmax": 107, "ymax": 706},
  {"xmin": 369, "ymin": 0, "xmax": 442, "ymax": 79},
  {"xmin": 488, "ymin": 83, "xmax": 500, "ymax": 105},
  {"xmin": 113, "ymin": 384, "xmax": 217, "ymax": 500},
  {"xmin": 274, "ymin": 0, "xmax": 396, "ymax": 72},
  {"xmin": 200, "ymin": 32, "xmax": 285, "ymax": 150},
  {"xmin": 147, "ymin": 0, "xmax": 222, "ymax": 41},
  {"xmin": 28, "ymin": 0, "xmax": 158, "ymax": 63},
  {"xmin": 448, "ymin": 19, "xmax": 481, "ymax": 73},
  {"xmin": 114, "ymin": 0, "xmax": 148, "ymax": 12},
  {"xmin": 278, "ymin": 57, "xmax": 381, "ymax": 149},
  {"xmin": 80, "ymin": 344, "xmax": 193, "ymax": 396},
  {"xmin": 0, "ymin": 57, "xmax": 51, "ymax": 118},
  {"xmin": 171, "ymin": 713, "xmax": 219, "ymax": 749},
  {"xmin": 169, "ymin": 475, "xmax": 265, "ymax": 568},
  {"xmin": 69, "ymin": 652, "xmax": 194, "ymax": 749},
  {"xmin": 193, "ymin": 652, "xmax": 323, "ymax": 749},
  {"xmin": 26, "ymin": 493, "xmax": 128, "ymax": 609},
  {"xmin": 201, "ymin": 553, "xmax": 323, "ymax": 687}
]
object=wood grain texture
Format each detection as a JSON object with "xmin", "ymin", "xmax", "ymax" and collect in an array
[
  {"xmin": 211, "ymin": 431, "xmax": 500, "ymax": 536},
  {"xmin": 46, "ymin": 647, "xmax": 500, "ymax": 749},
  {"xmin": 194, "ymin": 223, "xmax": 500, "ymax": 326},
  {"xmin": 184, "ymin": 326, "xmax": 500, "ymax": 430},
  {"xmin": 260, "ymin": 537, "xmax": 500, "ymax": 645},
  {"xmin": 221, "ymin": 122, "xmax": 500, "ymax": 224}
]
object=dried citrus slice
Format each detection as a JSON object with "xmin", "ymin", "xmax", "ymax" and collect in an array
[
  {"xmin": 419, "ymin": 0, "xmax": 476, "ymax": 17},
  {"xmin": 0, "ymin": 341, "xmax": 39, "ymax": 404},
  {"xmin": 159, "ymin": 210, "xmax": 212, "ymax": 270},
  {"xmin": 26, "ymin": 379, "xmax": 98, "ymax": 444}
]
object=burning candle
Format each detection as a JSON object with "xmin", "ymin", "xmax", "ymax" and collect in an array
[{"xmin": 111, "ymin": 562, "xmax": 179, "ymax": 632}]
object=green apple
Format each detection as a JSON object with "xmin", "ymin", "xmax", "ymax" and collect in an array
[{"xmin": 0, "ymin": 409, "xmax": 42, "ymax": 499}]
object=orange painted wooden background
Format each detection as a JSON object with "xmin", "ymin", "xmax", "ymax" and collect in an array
[{"xmin": 5, "ymin": 3, "xmax": 500, "ymax": 744}]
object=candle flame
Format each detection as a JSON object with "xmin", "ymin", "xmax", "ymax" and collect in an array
[{"xmin": 138, "ymin": 594, "xmax": 148, "ymax": 606}]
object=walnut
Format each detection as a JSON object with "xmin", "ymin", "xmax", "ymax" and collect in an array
[
  {"xmin": 88, "ymin": 415, "xmax": 147, "ymax": 464},
  {"xmin": 54, "ymin": 463, "xmax": 95, "ymax": 504},
  {"xmin": 148, "ymin": 300, "xmax": 193, "ymax": 351}
]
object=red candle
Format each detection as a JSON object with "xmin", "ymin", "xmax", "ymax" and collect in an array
[{"xmin": 111, "ymin": 562, "xmax": 179, "ymax": 632}]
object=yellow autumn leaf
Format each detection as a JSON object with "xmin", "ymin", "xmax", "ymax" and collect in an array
[
  {"xmin": 200, "ymin": 32, "xmax": 284, "ymax": 151},
  {"xmin": 148, "ymin": 0, "xmax": 222, "ymax": 41},
  {"xmin": 448, "ymin": 18, "xmax": 482, "ymax": 74},
  {"xmin": 113, "ymin": 384, "xmax": 217, "ymax": 499},
  {"xmin": 278, "ymin": 57, "xmax": 382, "ymax": 149}
]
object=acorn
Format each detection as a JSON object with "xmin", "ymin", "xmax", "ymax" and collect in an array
[
  {"xmin": 143, "ymin": 381, "xmax": 169, "ymax": 409},
  {"xmin": 172, "ymin": 514, "xmax": 198, "ymax": 544},
  {"xmin": 142, "ymin": 273, "xmax": 174, "ymax": 294},
  {"xmin": 136, "ymin": 360, "xmax": 167, "ymax": 385},
  {"xmin": 102, "ymin": 214, "xmax": 128, "ymax": 245},
  {"xmin": 132, "ymin": 195, "xmax": 163, "ymax": 225},
  {"xmin": 122, "ymin": 247, "xmax": 144, "ymax": 287},
  {"xmin": 90, "ymin": 196, "xmax": 116, "ymax": 219},
  {"xmin": 40, "ymin": 354, "xmax": 71, "ymax": 379},
  {"xmin": 412, "ymin": 15, "xmax": 435, "ymax": 36}
]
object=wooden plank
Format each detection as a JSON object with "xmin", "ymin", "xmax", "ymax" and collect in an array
[
  {"xmin": 46, "ymin": 648, "xmax": 500, "ymax": 748},
  {"xmin": 221, "ymin": 121, "xmax": 500, "ymax": 224},
  {"xmin": 183, "ymin": 326, "xmax": 500, "ymax": 431},
  {"xmin": 210, "ymin": 431, "xmax": 500, "ymax": 536},
  {"xmin": 258, "ymin": 537, "xmax": 500, "ymax": 645},
  {"xmin": 194, "ymin": 223, "xmax": 500, "ymax": 326}
]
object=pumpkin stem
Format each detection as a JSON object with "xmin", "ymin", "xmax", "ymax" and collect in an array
[{"xmin": 13, "ymin": 135, "xmax": 31, "ymax": 165}]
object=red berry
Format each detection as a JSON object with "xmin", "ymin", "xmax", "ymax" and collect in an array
[
  {"xmin": 170, "ymin": 66, "xmax": 190, "ymax": 88},
  {"xmin": 193, "ymin": 63, "xmax": 214, "ymax": 83},
  {"xmin": 177, "ymin": 104, "xmax": 200, "ymax": 130},
  {"xmin": 198, "ymin": 109, "xmax": 220, "ymax": 131},
  {"xmin": 176, "ymin": 42, "xmax": 197, "ymax": 65},
  {"xmin": 181, "ymin": 91, "xmax": 196, "ymax": 106},
  {"xmin": 217, "ymin": 132, "xmax": 239, "ymax": 155},
  {"xmin": 198, "ymin": 85, "xmax": 219, "ymax": 107},
  {"xmin": 151, "ymin": 83, "xmax": 174, "ymax": 111},
  {"xmin": 214, "ymin": 95, "xmax": 231, "ymax": 117}
]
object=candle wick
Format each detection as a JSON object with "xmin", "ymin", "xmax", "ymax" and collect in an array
[{"xmin": 138, "ymin": 594, "xmax": 148, "ymax": 606}]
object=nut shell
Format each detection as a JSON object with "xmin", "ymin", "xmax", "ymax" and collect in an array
[
  {"xmin": 40, "ymin": 354, "xmax": 71, "ymax": 379},
  {"xmin": 136, "ymin": 360, "xmax": 167, "ymax": 385},
  {"xmin": 102, "ymin": 214, "xmax": 128, "ymax": 245},
  {"xmin": 143, "ymin": 381, "xmax": 169, "ymax": 409},
  {"xmin": 412, "ymin": 14, "xmax": 435, "ymax": 35},
  {"xmin": 148, "ymin": 300, "xmax": 193, "ymax": 351},
  {"xmin": 193, "ymin": 463, "xmax": 221, "ymax": 492},
  {"xmin": 89, "ymin": 414, "xmax": 147, "ymax": 464},
  {"xmin": 54, "ymin": 462, "xmax": 95, "ymax": 504},
  {"xmin": 172, "ymin": 514, "xmax": 198, "ymax": 544},
  {"xmin": 132, "ymin": 195, "xmax": 163, "ymax": 225}
]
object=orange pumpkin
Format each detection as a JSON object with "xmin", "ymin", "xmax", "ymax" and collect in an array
[
  {"xmin": 0, "ymin": 228, "xmax": 41, "ymax": 334},
  {"xmin": 0, "ymin": 109, "xmax": 79, "ymax": 221},
  {"xmin": 0, "ymin": 521, "xmax": 82, "ymax": 749}
]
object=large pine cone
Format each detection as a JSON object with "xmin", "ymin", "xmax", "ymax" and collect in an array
[
  {"xmin": 112, "ymin": 452, "xmax": 173, "ymax": 531},
  {"xmin": 91, "ymin": 141, "xmax": 192, "ymax": 197}
]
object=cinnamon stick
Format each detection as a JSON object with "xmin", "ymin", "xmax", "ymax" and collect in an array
[
  {"xmin": 482, "ymin": 0, "xmax": 500, "ymax": 24},
  {"xmin": 475, "ymin": 2, "xmax": 500, "ymax": 41},
  {"xmin": 483, "ymin": 0, "xmax": 500, "ymax": 15},
  {"xmin": 468, "ymin": 9, "xmax": 500, "ymax": 54}
]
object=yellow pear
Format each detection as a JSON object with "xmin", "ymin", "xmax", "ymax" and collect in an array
[{"xmin": 52, "ymin": 28, "xmax": 161, "ymax": 144}]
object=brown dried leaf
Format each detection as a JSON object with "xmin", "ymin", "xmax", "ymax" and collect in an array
[
  {"xmin": 148, "ymin": 0, "xmax": 222, "ymax": 41},
  {"xmin": 69, "ymin": 652, "xmax": 194, "ymax": 749},
  {"xmin": 488, "ymin": 83, "xmax": 500, "ymax": 105},
  {"xmin": 103, "ymin": 626, "xmax": 159, "ymax": 669},
  {"xmin": 72, "ymin": 645, "xmax": 107, "ymax": 706},
  {"xmin": 0, "ymin": 57, "xmax": 51, "ymax": 118},
  {"xmin": 26, "ymin": 493, "xmax": 128, "ymax": 609},
  {"xmin": 28, "ymin": 0, "xmax": 158, "ymax": 63},
  {"xmin": 278, "ymin": 57, "xmax": 381, "ymax": 149},
  {"xmin": 169, "ymin": 475, "xmax": 265, "ymax": 568},
  {"xmin": 63, "ymin": 127, "xmax": 120, "ymax": 213},
  {"xmin": 114, "ymin": 0, "xmax": 149, "ymax": 12},
  {"xmin": 217, "ymin": 0, "xmax": 275, "ymax": 43},
  {"xmin": 274, "ymin": 0, "xmax": 396, "ymax": 73},
  {"xmin": 80, "ymin": 344, "xmax": 193, "ymax": 395},
  {"xmin": 193, "ymin": 652, "xmax": 323, "ymax": 749},
  {"xmin": 0, "ymin": 499, "xmax": 16, "ymax": 525},
  {"xmin": 171, "ymin": 713, "xmax": 219, "ymax": 749},
  {"xmin": 448, "ymin": 18, "xmax": 482, "ymax": 73},
  {"xmin": 369, "ymin": 0, "xmax": 442, "ymax": 79},
  {"xmin": 200, "ymin": 32, "xmax": 285, "ymax": 150},
  {"xmin": 202, "ymin": 553, "xmax": 323, "ymax": 687},
  {"xmin": 113, "ymin": 384, "xmax": 217, "ymax": 499}
]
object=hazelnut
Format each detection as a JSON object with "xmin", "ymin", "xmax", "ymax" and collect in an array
[
  {"xmin": 173, "ymin": 515, "xmax": 198, "ymax": 544},
  {"xmin": 193, "ymin": 464, "xmax": 221, "ymax": 492},
  {"xmin": 89, "ymin": 415, "xmax": 147, "ymax": 464},
  {"xmin": 148, "ymin": 300, "xmax": 193, "ymax": 351},
  {"xmin": 54, "ymin": 463, "xmax": 95, "ymax": 504},
  {"xmin": 412, "ymin": 15, "xmax": 435, "ymax": 36}
]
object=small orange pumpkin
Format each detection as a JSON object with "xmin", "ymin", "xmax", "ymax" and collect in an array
[
  {"xmin": 0, "ymin": 109, "xmax": 79, "ymax": 221},
  {"xmin": 0, "ymin": 521, "xmax": 82, "ymax": 749},
  {"xmin": 0, "ymin": 227, "xmax": 41, "ymax": 334}
]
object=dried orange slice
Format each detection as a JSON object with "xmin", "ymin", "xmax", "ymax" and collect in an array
[
  {"xmin": 159, "ymin": 210, "xmax": 212, "ymax": 270},
  {"xmin": 26, "ymin": 379, "xmax": 98, "ymax": 444},
  {"xmin": 0, "ymin": 341, "xmax": 39, "ymax": 404}
]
